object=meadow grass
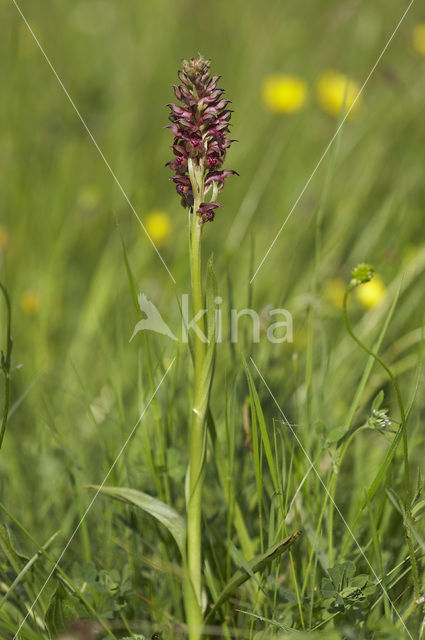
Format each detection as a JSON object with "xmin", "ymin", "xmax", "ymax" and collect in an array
[{"xmin": 0, "ymin": 0, "xmax": 424, "ymax": 638}]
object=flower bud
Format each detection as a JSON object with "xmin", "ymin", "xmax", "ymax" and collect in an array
[{"xmin": 351, "ymin": 263, "xmax": 375, "ymax": 286}]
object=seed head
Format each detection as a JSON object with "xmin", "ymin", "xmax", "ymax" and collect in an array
[
  {"xmin": 166, "ymin": 54, "xmax": 237, "ymax": 222},
  {"xmin": 368, "ymin": 408, "xmax": 393, "ymax": 434}
]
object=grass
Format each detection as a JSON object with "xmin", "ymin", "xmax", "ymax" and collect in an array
[{"xmin": 1, "ymin": 0, "xmax": 425, "ymax": 638}]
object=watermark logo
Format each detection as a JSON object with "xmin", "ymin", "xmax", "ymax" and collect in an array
[
  {"xmin": 130, "ymin": 294, "xmax": 178, "ymax": 342},
  {"xmin": 131, "ymin": 293, "xmax": 293, "ymax": 344}
]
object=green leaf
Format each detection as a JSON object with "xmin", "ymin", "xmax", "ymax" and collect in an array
[
  {"xmin": 0, "ymin": 524, "xmax": 28, "ymax": 574},
  {"xmin": 204, "ymin": 531, "xmax": 301, "ymax": 623},
  {"xmin": 72, "ymin": 561, "xmax": 97, "ymax": 584},
  {"xmin": 280, "ymin": 587, "xmax": 299, "ymax": 604},
  {"xmin": 363, "ymin": 584, "xmax": 377, "ymax": 597},
  {"xmin": 229, "ymin": 540, "xmax": 264, "ymax": 594},
  {"xmin": 340, "ymin": 586, "xmax": 361, "ymax": 599},
  {"xmin": 412, "ymin": 498, "xmax": 425, "ymax": 519},
  {"xmin": 351, "ymin": 574, "xmax": 369, "ymax": 589},
  {"xmin": 188, "ymin": 260, "xmax": 217, "ymax": 491},
  {"xmin": 372, "ymin": 390, "xmax": 384, "ymax": 412},
  {"xmin": 321, "ymin": 578, "xmax": 337, "ymax": 599},
  {"xmin": 45, "ymin": 583, "xmax": 86, "ymax": 637},
  {"xmin": 326, "ymin": 426, "xmax": 347, "ymax": 444},
  {"xmin": 344, "ymin": 561, "xmax": 356, "ymax": 581},
  {"xmin": 87, "ymin": 485, "xmax": 186, "ymax": 557},
  {"xmin": 328, "ymin": 564, "xmax": 344, "ymax": 589},
  {"xmin": 328, "ymin": 561, "xmax": 355, "ymax": 590},
  {"xmin": 386, "ymin": 488, "xmax": 405, "ymax": 516}
]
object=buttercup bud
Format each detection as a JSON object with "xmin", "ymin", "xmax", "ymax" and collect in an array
[{"xmin": 351, "ymin": 263, "xmax": 375, "ymax": 286}]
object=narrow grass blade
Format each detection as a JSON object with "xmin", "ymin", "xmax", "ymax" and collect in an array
[
  {"xmin": 243, "ymin": 355, "xmax": 279, "ymax": 493},
  {"xmin": 0, "ymin": 532, "xmax": 59, "ymax": 609},
  {"xmin": 118, "ymin": 227, "xmax": 140, "ymax": 313},
  {"xmin": 206, "ymin": 408, "xmax": 255, "ymax": 561},
  {"xmin": 204, "ymin": 531, "xmax": 302, "ymax": 624}
]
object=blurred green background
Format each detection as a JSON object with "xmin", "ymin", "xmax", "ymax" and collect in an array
[{"xmin": 0, "ymin": 0, "xmax": 425, "ymax": 633}]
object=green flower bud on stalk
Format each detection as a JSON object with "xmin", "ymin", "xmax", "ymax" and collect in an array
[{"xmin": 351, "ymin": 263, "xmax": 375, "ymax": 287}]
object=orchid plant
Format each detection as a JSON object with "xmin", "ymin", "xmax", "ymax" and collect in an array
[
  {"xmin": 166, "ymin": 54, "xmax": 237, "ymax": 638},
  {"xmin": 94, "ymin": 55, "xmax": 300, "ymax": 640}
]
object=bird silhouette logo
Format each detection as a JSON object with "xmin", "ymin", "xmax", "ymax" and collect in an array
[{"xmin": 130, "ymin": 293, "xmax": 178, "ymax": 342}]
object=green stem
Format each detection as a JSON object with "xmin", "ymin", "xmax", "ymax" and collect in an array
[
  {"xmin": 0, "ymin": 282, "xmax": 12, "ymax": 451},
  {"xmin": 327, "ymin": 425, "xmax": 368, "ymax": 567},
  {"xmin": 190, "ymin": 211, "xmax": 206, "ymax": 382},
  {"xmin": 342, "ymin": 284, "xmax": 419, "ymax": 600},
  {"xmin": 186, "ymin": 161, "xmax": 207, "ymax": 639}
]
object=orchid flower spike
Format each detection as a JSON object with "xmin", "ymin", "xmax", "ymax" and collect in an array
[{"xmin": 166, "ymin": 55, "xmax": 238, "ymax": 222}]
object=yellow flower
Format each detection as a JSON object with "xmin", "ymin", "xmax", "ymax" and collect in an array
[
  {"xmin": 324, "ymin": 278, "xmax": 346, "ymax": 309},
  {"xmin": 316, "ymin": 70, "xmax": 361, "ymax": 118},
  {"xmin": 413, "ymin": 23, "xmax": 425, "ymax": 56},
  {"xmin": 145, "ymin": 210, "xmax": 171, "ymax": 245},
  {"xmin": 355, "ymin": 275, "xmax": 386, "ymax": 309},
  {"xmin": 20, "ymin": 290, "xmax": 41, "ymax": 315},
  {"xmin": 0, "ymin": 226, "xmax": 9, "ymax": 250},
  {"xmin": 262, "ymin": 74, "xmax": 308, "ymax": 114}
]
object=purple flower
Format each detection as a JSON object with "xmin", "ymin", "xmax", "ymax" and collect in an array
[
  {"xmin": 197, "ymin": 201, "xmax": 222, "ymax": 223},
  {"xmin": 167, "ymin": 55, "xmax": 237, "ymax": 222}
]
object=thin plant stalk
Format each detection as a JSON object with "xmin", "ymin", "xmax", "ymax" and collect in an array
[
  {"xmin": 342, "ymin": 272, "xmax": 419, "ymax": 600},
  {"xmin": 186, "ymin": 160, "xmax": 207, "ymax": 634},
  {"xmin": 0, "ymin": 282, "xmax": 12, "ymax": 450}
]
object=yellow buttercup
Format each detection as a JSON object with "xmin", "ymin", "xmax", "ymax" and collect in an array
[
  {"xmin": 316, "ymin": 70, "xmax": 361, "ymax": 118},
  {"xmin": 20, "ymin": 290, "xmax": 41, "ymax": 315},
  {"xmin": 262, "ymin": 74, "xmax": 308, "ymax": 114},
  {"xmin": 145, "ymin": 210, "xmax": 171, "ymax": 246},
  {"xmin": 355, "ymin": 275, "xmax": 386, "ymax": 308},
  {"xmin": 413, "ymin": 24, "xmax": 425, "ymax": 56}
]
